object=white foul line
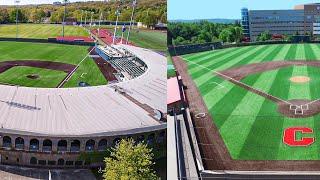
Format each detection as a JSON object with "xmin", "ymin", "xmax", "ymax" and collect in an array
[
  {"xmin": 184, "ymin": 58, "xmax": 292, "ymax": 105},
  {"xmin": 58, "ymin": 47, "xmax": 95, "ymax": 88}
]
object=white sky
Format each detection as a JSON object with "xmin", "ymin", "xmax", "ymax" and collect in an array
[{"xmin": 0, "ymin": 0, "xmax": 104, "ymax": 5}]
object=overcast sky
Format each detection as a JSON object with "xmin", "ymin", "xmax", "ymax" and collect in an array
[
  {"xmin": 0, "ymin": 0, "xmax": 104, "ymax": 5},
  {"xmin": 168, "ymin": 0, "xmax": 320, "ymax": 20}
]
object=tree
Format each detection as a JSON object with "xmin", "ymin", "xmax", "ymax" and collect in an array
[
  {"xmin": 9, "ymin": 9, "xmax": 27, "ymax": 23},
  {"xmin": 230, "ymin": 26, "xmax": 243, "ymax": 43},
  {"xmin": 103, "ymin": 139, "xmax": 157, "ymax": 180},
  {"xmin": 219, "ymin": 29, "xmax": 231, "ymax": 43},
  {"xmin": 257, "ymin": 31, "xmax": 271, "ymax": 42},
  {"xmin": 29, "ymin": 8, "xmax": 46, "ymax": 23},
  {"xmin": 0, "ymin": 9, "xmax": 9, "ymax": 23}
]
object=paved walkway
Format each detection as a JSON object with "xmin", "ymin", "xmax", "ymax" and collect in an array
[{"xmin": 0, "ymin": 165, "xmax": 96, "ymax": 180}]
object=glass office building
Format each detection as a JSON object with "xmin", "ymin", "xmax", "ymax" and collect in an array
[{"xmin": 242, "ymin": 3, "xmax": 320, "ymax": 41}]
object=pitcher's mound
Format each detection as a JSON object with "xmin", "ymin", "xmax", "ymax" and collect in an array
[
  {"xmin": 26, "ymin": 74, "xmax": 40, "ymax": 79},
  {"xmin": 290, "ymin": 76, "xmax": 310, "ymax": 83}
]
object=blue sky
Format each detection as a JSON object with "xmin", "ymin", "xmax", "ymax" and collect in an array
[
  {"xmin": 168, "ymin": 0, "xmax": 320, "ymax": 20},
  {"xmin": 0, "ymin": 0, "xmax": 103, "ymax": 5}
]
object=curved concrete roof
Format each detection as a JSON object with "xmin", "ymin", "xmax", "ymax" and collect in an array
[{"xmin": 0, "ymin": 45, "xmax": 166, "ymax": 137}]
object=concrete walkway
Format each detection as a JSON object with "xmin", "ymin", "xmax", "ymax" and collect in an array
[{"xmin": 0, "ymin": 165, "xmax": 96, "ymax": 180}]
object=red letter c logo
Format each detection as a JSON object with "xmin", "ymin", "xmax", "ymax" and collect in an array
[{"xmin": 283, "ymin": 127, "xmax": 315, "ymax": 146}]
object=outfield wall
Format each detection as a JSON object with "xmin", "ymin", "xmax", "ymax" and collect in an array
[
  {"xmin": 0, "ymin": 38, "xmax": 95, "ymax": 46},
  {"xmin": 168, "ymin": 40, "xmax": 320, "ymax": 56}
]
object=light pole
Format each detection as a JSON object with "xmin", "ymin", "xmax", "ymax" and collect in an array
[
  {"xmin": 80, "ymin": 10, "xmax": 83, "ymax": 26},
  {"xmin": 90, "ymin": 11, "xmax": 94, "ymax": 27},
  {"xmin": 98, "ymin": 11, "xmax": 103, "ymax": 36},
  {"xmin": 126, "ymin": 0, "xmax": 137, "ymax": 44},
  {"xmin": 120, "ymin": 25, "xmax": 126, "ymax": 44},
  {"xmin": 15, "ymin": 0, "xmax": 20, "ymax": 39},
  {"xmin": 112, "ymin": 8, "xmax": 121, "ymax": 44},
  {"xmin": 62, "ymin": 0, "xmax": 69, "ymax": 37},
  {"xmin": 84, "ymin": 11, "xmax": 87, "ymax": 27}
]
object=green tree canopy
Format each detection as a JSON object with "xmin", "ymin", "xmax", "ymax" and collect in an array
[{"xmin": 103, "ymin": 139, "xmax": 158, "ymax": 180}]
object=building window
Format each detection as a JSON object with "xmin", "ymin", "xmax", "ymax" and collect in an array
[
  {"xmin": 38, "ymin": 160, "xmax": 46, "ymax": 165},
  {"xmin": 57, "ymin": 140, "xmax": 68, "ymax": 152},
  {"xmin": 43, "ymin": 139, "xmax": 52, "ymax": 152},
  {"xmin": 66, "ymin": 161, "xmax": 74, "ymax": 166},
  {"xmin": 29, "ymin": 139, "xmax": 39, "ymax": 151},
  {"xmin": 17, "ymin": 158, "xmax": 19, "ymax": 162},
  {"xmin": 70, "ymin": 140, "xmax": 80, "ymax": 152},
  {"xmin": 15, "ymin": 137, "xmax": 24, "ymax": 150},
  {"xmin": 48, "ymin": 161, "xmax": 56, "ymax": 165},
  {"xmin": 58, "ymin": 158, "xmax": 64, "ymax": 166},
  {"xmin": 85, "ymin": 139, "xmax": 95, "ymax": 151},
  {"xmin": 147, "ymin": 134, "xmax": 155, "ymax": 145},
  {"xmin": 30, "ymin": 157, "xmax": 37, "ymax": 165},
  {"xmin": 157, "ymin": 131, "xmax": 165, "ymax": 143},
  {"xmin": 3, "ymin": 136, "xmax": 12, "ymax": 148},
  {"xmin": 75, "ymin": 161, "xmax": 83, "ymax": 166},
  {"xmin": 136, "ymin": 135, "xmax": 145, "ymax": 144},
  {"xmin": 98, "ymin": 139, "xmax": 108, "ymax": 151}
]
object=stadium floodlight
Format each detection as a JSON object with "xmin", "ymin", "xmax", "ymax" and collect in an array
[
  {"xmin": 84, "ymin": 11, "xmax": 87, "ymax": 27},
  {"xmin": 90, "ymin": 11, "xmax": 94, "ymax": 27},
  {"xmin": 112, "ymin": 9, "xmax": 121, "ymax": 44},
  {"xmin": 98, "ymin": 11, "xmax": 103, "ymax": 36},
  {"xmin": 62, "ymin": 0, "xmax": 69, "ymax": 37},
  {"xmin": 80, "ymin": 10, "xmax": 84, "ymax": 26},
  {"xmin": 120, "ymin": 25, "xmax": 126, "ymax": 44},
  {"xmin": 126, "ymin": 0, "xmax": 137, "ymax": 44},
  {"xmin": 15, "ymin": 0, "xmax": 20, "ymax": 39}
]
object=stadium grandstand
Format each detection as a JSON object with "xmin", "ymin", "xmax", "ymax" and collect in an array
[
  {"xmin": 95, "ymin": 45, "xmax": 147, "ymax": 81},
  {"xmin": 0, "ymin": 44, "xmax": 166, "ymax": 168}
]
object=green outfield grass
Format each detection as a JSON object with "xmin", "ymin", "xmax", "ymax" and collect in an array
[
  {"xmin": 167, "ymin": 56, "xmax": 176, "ymax": 78},
  {"xmin": 0, "ymin": 41, "xmax": 106, "ymax": 88},
  {"xmin": 0, "ymin": 24, "xmax": 88, "ymax": 39},
  {"xmin": 182, "ymin": 43, "xmax": 320, "ymax": 160}
]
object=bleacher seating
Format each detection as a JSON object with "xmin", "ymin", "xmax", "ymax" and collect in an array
[{"xmin": 109, "ymin": 57, "xmax": 145, "ymax": 79}]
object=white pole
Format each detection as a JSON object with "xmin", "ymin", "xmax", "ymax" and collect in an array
[
  {"xmin": 80, "ymin": 10, "xmax": 83, "ymax": 26},
  {"xmin": 121, "ymin": 28, "xmax": 124, "ymax": 44},
  {"xmin": 62, "ymin": 0, "xmax": 67, "ymax": 37},
  {"xmin": 84, "ymin": 11, "xmax": 87, "ymax": 27},
  {"xmin": 90, "ymin": 12, "xmax": 93, "ymax": 27},
  {"xmin": 112, "ymin": 9, "xmax": 120, "ymax": 44},
  {"xmin": 126, "ymin": 0, "xmax": 136, "ymax": 44},
  {"xmin": 98, "ymin": 11, "xmax": 102, "ymax": 36},
  {"xmin": 15, "ymin": 0, "xmax": 20, "ymax": 39}
]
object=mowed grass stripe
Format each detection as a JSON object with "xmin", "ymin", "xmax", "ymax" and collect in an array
[
  {"xmin": 305, "ymin": 44, "xmax": 320, "ymax": 159},
  {"xmin": 184, "ymin": 47, "xmax": 231, "ymax": 61},
  {"xmin": 219, "ymin": 70, "xmax": 280, "ymax": 159},
  {"xmin": 206, "ymin": 45, "xmax": 278, "ymax": 126},
  {"xmin": 216, "ymin": 45, "xmax": 286, "ymax": 158},
  {"xmin": 238, "ymin": 66, "xmax": 294, "ymax": 160},
  {"xmin": 187, "ymin": 48, "xmax": 239, "ymax": 69},
  {"xmin": 195, "ymin": 46, "xmax": 264, "ymax": 94},
  {"xmin": 204, "ymin": 45, "xmax": 277, "ymax": 108},
  {"xmin": 189, "ymin": 46, "xmax": 255, "ymax": 80},
  {"xmin": 238, "ymin": 44, "xmax": 296, "ymax": 160},
  {"xmin": 277, "ymin": 45, "xmax": 316, "ymax": 159}
]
